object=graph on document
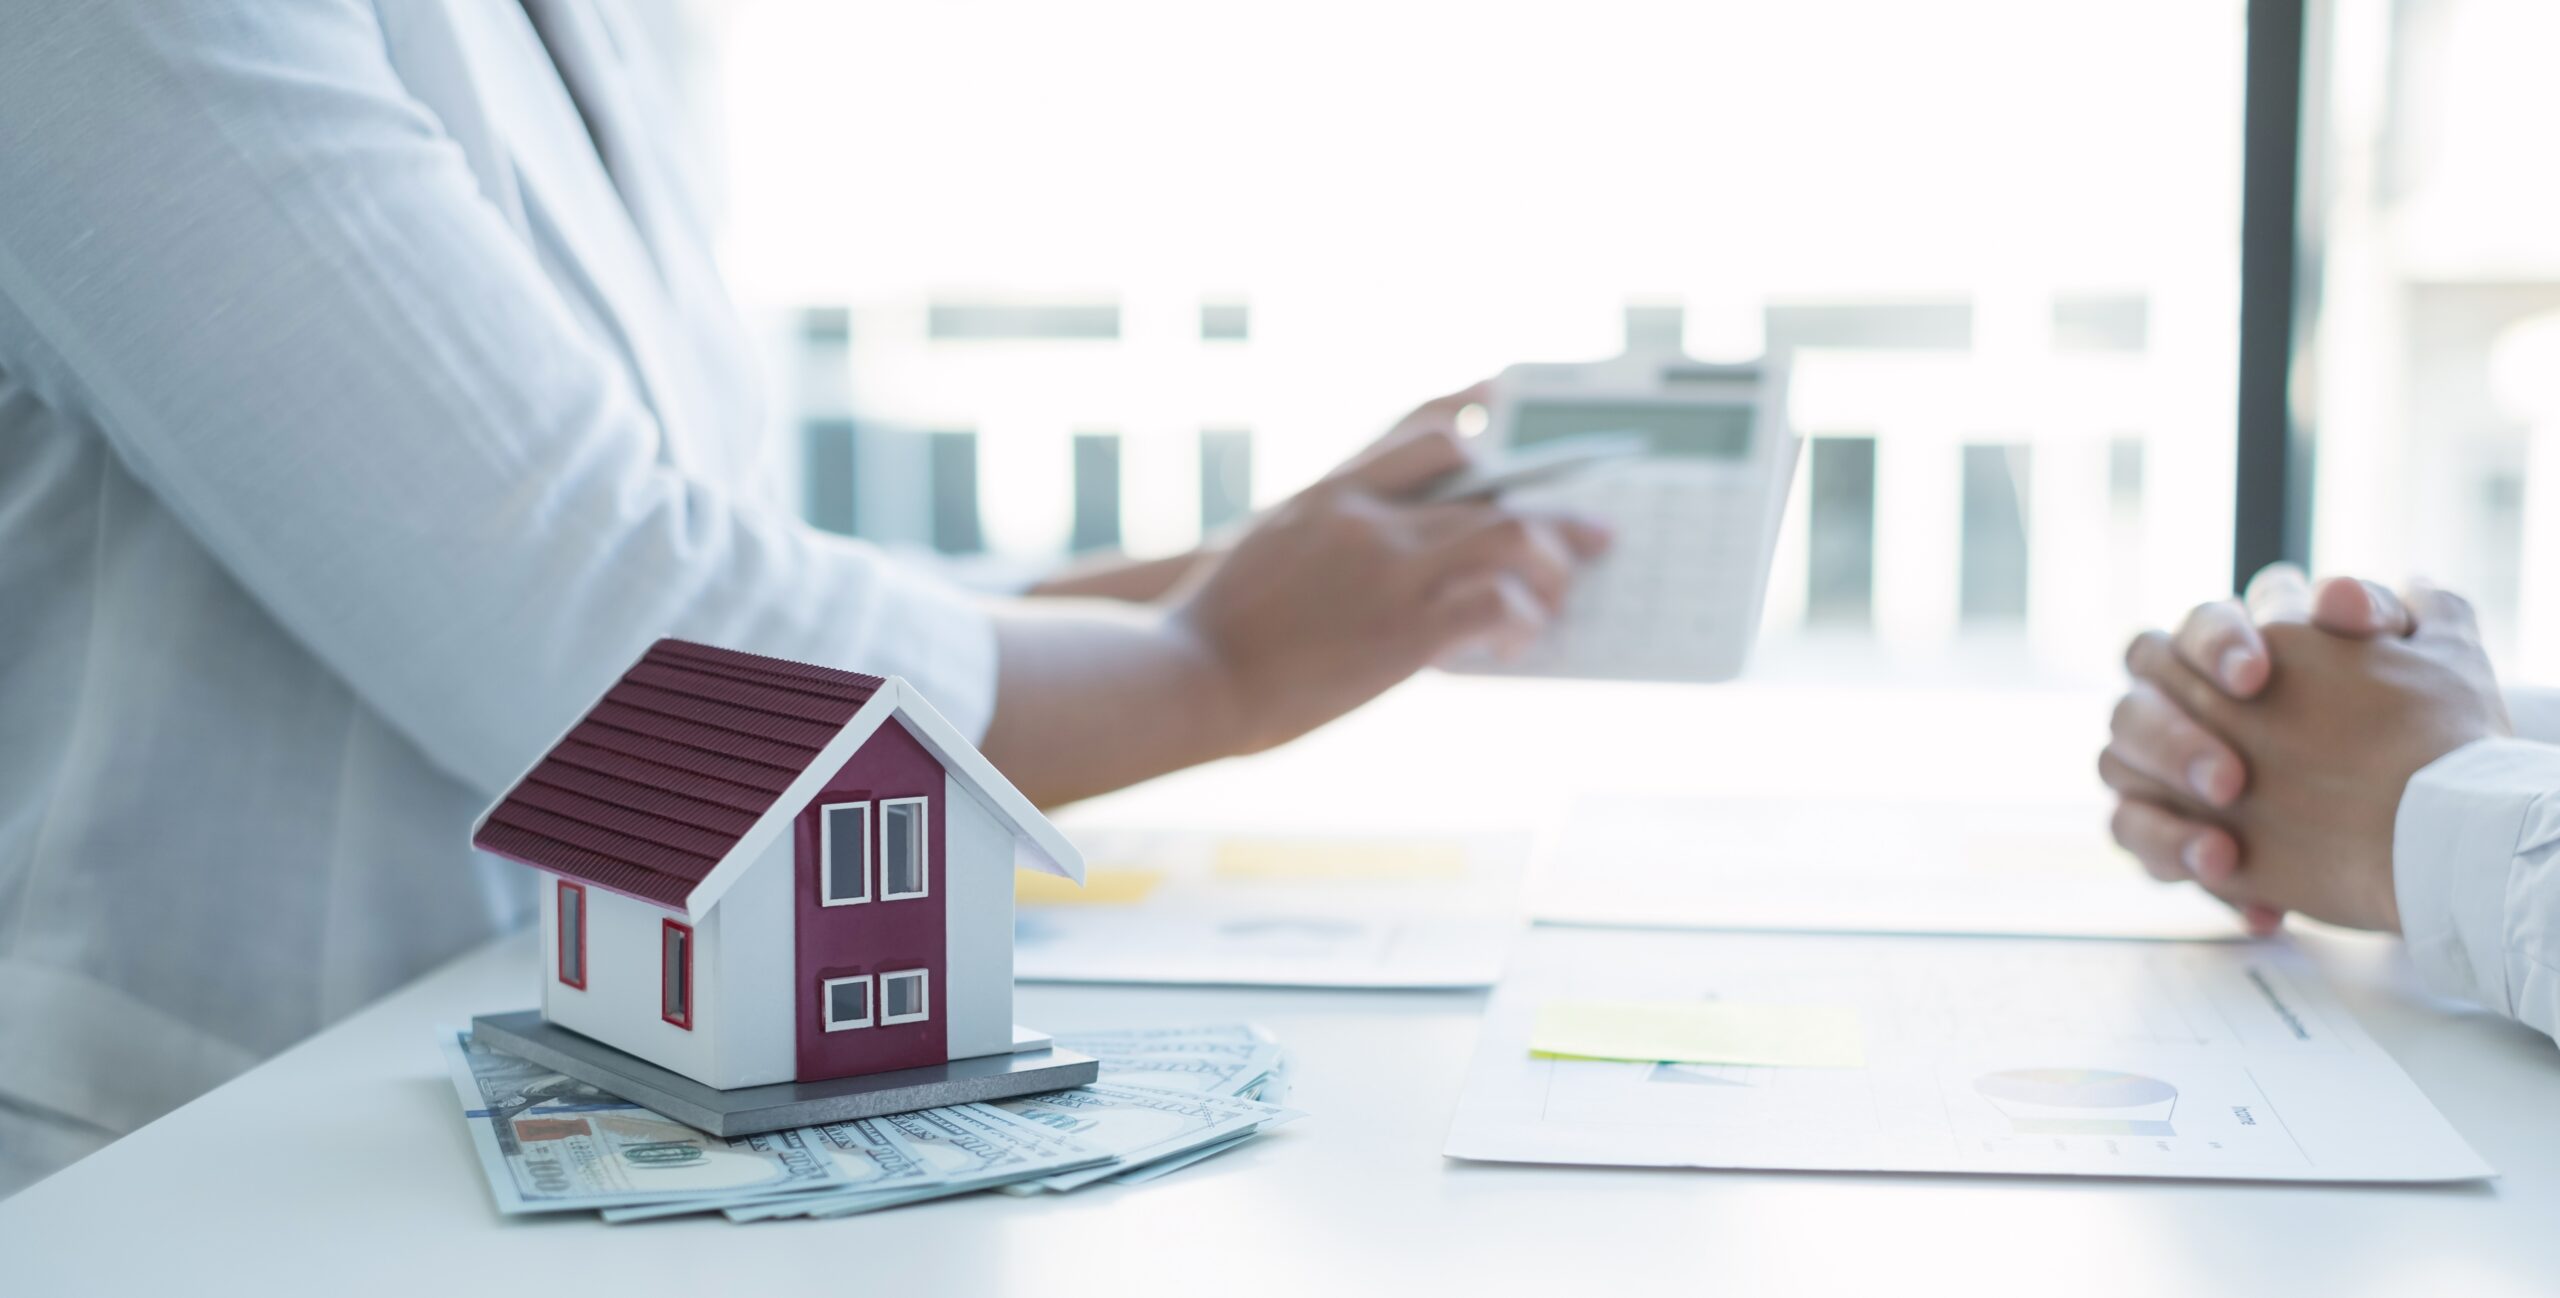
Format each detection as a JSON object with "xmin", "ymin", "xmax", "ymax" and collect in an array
[{"xmin": 1507, "ymin": 929, "xmax": 2348, "ymax": 1174}]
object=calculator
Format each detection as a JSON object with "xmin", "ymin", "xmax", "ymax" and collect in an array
[{"xmin": 1445, "ymin": 349, "xmax": 1800, "ymax": 683}]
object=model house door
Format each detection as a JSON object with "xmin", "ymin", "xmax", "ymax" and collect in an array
[{"xmin": 792, "ymin": 725, "xmax": 949, "ymax": 1082}]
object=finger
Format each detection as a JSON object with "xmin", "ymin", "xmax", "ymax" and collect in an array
[
  {"xmin": 2189, "ymin": 869, "xmax": 2288, "ymax": 933},
  {"xmin": 2242, "ymin": 562, "xmax": 2313, "ymax": 624},
  {"xmin": 2190, "ymin": 875, "xmax": 2288, "ymax": 933},
  {"xmin": 2404, "ymin": 579, "xmax": 2482, "ymax": 645},
  {"xmin": 2122, "ymin": 630, "xmax": 2242, "ymax": 739},
  {"xmin": 2171, "ymin": 599, "xmax": 2269, "ymax": 697},
  {"xmin": 2108, "ymin": 682, "xmax": 2246, "ymax": 808},
  {"xmin": 1547, "ymin": 511, "xmax": 1614, "ymax": 560},
  {"xmin": 1437, "ymin": 514, "xmax": 1577, "ymax": 615},
  {"xmin": 1425, "ymin": 570, "xmax": 1546, "ymax": 661},
  {"xmin": 2309, "ymin": 577, "xmax": 2413, "ymax": 639},
  {"xmin": 2109, "ymin": 798, "xmax": 2239, "ymax": 885},
  {"xmin": 1485, "ymin": 573, "xmax": 1549, "ymax": 660},
  {"xmin": 1336, "ymin": 424, "xmax": 1470, "ymax": 494},
  {"xmin": 2095, "ymin": 753, "xmax": 2240, "ymax": 888},
  {"xmin": 2096, "ymin": 747, "xmax": 2213, "ymax": 822},
  {"xmin": 1412, "ymin": 503, "xmax": 1614, "ymax": 569}
]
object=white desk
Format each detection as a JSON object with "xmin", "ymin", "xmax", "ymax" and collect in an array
[{"xmin": 7, "ymin": 677, "xmax": 2559, "ymax": 1296}]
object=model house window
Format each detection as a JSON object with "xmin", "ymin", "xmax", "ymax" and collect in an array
[
  {"xmin": 879, "ymin": 969, "xmax": 930, "ymax": 1025},
  {"xmin": 819, "ymin": 801, "xmax": 871, "ymax": 906},
  {"xmin": 661, "ymin": 920, "xmax": 693, "ymax": 1030},
  {"xmin": 556, "ymin": 881, "xmax": 587, "ymax": 990},
  {"xmin": 820, "ymin": 974, "xmax": 873, "ymax": 1032},
  {"xmin": 881, "ymin": 798, "xmax": 929, "ymax": 899}
]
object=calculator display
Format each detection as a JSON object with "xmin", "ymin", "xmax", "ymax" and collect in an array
[{"xmin": 1510, "ymin": 401, "xmax": 1753, "ymax": 460}]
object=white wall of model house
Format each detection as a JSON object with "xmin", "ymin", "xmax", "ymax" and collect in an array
[
  {"xmin": 535, "ymin": 762, "xmax": 1021, "ymax": 1088},
  {"xmin": 538, "ymin": 833, "xmax": 795, "ymax": 1089},
  {"xmin": 940, "ymin": 773, "xmax": 1016, "ymax": 1061}
]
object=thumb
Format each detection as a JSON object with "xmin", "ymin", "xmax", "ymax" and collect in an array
[
  {"xmin": 2405, "ymin": 579, "xmax": 2482, "ymax": 645},
  {"xmin": 2243, "ymin": 562, "xmax": 2313, "ymax": 624},
  {"xmin": 2310, "ymin": 577, "xmax": 2414, "ymax": 639}
]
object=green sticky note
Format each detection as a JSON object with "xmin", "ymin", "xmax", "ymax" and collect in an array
[{"xmin": 1529, "ymin": 999, "xmax": 1866, "ymax": 1068}]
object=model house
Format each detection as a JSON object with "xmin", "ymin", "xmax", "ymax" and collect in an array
[{"xmin": 470, "ymin": 638, "xmax": 1082, "ymax": 1091}]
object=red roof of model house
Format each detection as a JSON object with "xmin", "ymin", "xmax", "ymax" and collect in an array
[
  {"xmin": 473, "ymin": 638, "xmax": 1080, "ymax": 916},
  {"xmin": 472, "ymin": 639, "xmax": 887, "ymax": 908}
]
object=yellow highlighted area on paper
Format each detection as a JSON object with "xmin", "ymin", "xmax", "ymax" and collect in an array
[
  {"xmin": 1212, "ymin": 837, "xmax": 1468, "ymax": 882},
  {"xmin": 1529, "ymin": 999, "xmax": 1866, "ymax": 1068},
  {"xmin": 1015, "ymin": 866, "xmax": 1164, "ymax": 907}
]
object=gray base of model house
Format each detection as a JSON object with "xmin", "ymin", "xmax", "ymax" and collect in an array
[{"xmin": 470, "ymin": 1010, "xmax": 1099, "ymax": 1137}]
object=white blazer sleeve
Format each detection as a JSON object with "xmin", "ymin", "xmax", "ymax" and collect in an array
[
  {"xmin": 0, "ymin": 3, "xmax": 995, "ymax": 792},
  {"xmin": 2393, "ymin": 739, "xmax": 2560, "ymax": 1044}
]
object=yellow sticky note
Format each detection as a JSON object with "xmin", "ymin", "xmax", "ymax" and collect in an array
[
  {"xmin": 1015, "ymin": 866, "xmax": 1164, "ymax": 907},
  {"xmin": 1529, "ymin": 999, "xmax": 1866, "ymax": 1068},
  {"xmin": 1212, "ymin": 837, "xmax": 1467, "ymax": 882}
]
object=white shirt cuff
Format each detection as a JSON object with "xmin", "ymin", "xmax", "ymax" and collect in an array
[
  {"xmin": 842, "ymin": 554, "xmax": 1002, "ymax": 743},
  {"xmin": 2392, "ymin": 737, "xmax": 2560, "ymax": 1019}
]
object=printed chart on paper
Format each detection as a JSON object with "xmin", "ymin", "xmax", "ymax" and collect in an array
[{"xmin": 1445, "ymin": 927, "xmax": 2489, "ymax": 1183}]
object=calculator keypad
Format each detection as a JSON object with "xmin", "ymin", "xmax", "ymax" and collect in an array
[{"xmin": 1459, "ymin": 466, "xmax": 1778, "ymax": 682}]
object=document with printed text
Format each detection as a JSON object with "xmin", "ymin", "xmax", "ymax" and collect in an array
[{"xmin": 1446, "ymin": 927, "xmax": 2490, "ymax": 1183}]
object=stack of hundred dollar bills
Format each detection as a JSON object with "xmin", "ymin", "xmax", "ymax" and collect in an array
[{"xmin": 438, "ymin": 1025, "xmax": 1298, "ymax": 1223}]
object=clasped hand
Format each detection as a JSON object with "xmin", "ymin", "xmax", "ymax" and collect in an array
[{"xmin": 2100, "ymin": 566, "xmax": 2511, "ymax": 935}]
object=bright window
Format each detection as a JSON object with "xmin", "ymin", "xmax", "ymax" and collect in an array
[
  {"xmin": 701, "ymin": 0, "xmax": 2247, "ymax": 689},
  {"xmin": 2296, "ymin": 0, "xmax": 2560, "ymax": 678},
  {"xmin": 880, "ymin": 798, "xmax": 928, "ymax": 899},
  {"xmin": 819, "ymin": 801, "xmax": 871, "ymax": 906},
  {"xmin": 821, "ymin": 974, "xmax": 873, "ymax": 1032},
  {"xmin": 878, "ymin": 969, "xmax": 930, "ymax": 1025},
  {"xmin": 556, "ymin": 881, "xmax": 586, "ymax": 990},
  {"xmin": 661, "ymin": 920, "xmax": 694, "ymax": 1030}
]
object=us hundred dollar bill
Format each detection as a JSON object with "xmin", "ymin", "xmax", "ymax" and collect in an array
[
  {"xmin": 995, "ymin": 1081, "xmax": 1298, "ymax": 1192},
  {"xmin": 721, "ymin": 1103, "xmax": 1113, "ymax": 1222},
  {"xmin": 1055, "ymin": 1024, "xmax": 1289, "ymax": 1102},
  {"xmin": 438, "ymin": 1031, "xmax": 851, "ymax": 1214}
]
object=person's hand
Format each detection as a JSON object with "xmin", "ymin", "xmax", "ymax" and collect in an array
[
  {"xmin": 2104, "ymin": 579, "xmax": 2510, "ymax": 932},
  {"xmin": 2102, "ymin": 565, "xmax": 2417, "ymax": 933},
  {"xmin": 2104, "ymin": 568, "xmax": 2305, "ymax": 928},
  {"xmin": 1166, "ymin": 382, "xmax": 1611, "ymax": 755}
]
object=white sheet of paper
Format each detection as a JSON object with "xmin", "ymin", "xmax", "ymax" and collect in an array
[
  {"xmin": 1446, "ymin": 926, "xmax": 2491, "ymax": 1183},
  {"xmin": 1528, "ymin": 794, "xmax": 2242, "ymax": 939},
  {"xmin": 1015, "ymin": 907, "xmax": 1512, "ymax": 989},
  {"xmin": 1014, "ymin": 828, "xmax": 1523, "ymax": 988}
]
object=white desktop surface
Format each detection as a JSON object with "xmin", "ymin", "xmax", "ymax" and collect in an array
[{"xmin": 7, "ymin": 676, "xmax": 2559, "ymax": 1296}]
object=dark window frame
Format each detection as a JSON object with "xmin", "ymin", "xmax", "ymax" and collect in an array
[
  {"xmin": 819, "ymin": 801, "xmax": 873, "ymax": 907},
  {"xmin": 2234, "ymin": 0, "xmax": 2312, "ymax": 587},
  {"xmin": 556, "ymin": 881, "xmax": 587, "ymax": 991},
  {"xmin": 880, "ymin": 798, "xmax": 929, "ymax": 901},
  {"xmin": 661, "ymin": 919, "xmax": 694, "ymax": 1031}
]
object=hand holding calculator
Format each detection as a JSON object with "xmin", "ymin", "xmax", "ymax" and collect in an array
[{"xmin": 1442, "ymin": 349, "xmax": 1800, "ymax": 684}]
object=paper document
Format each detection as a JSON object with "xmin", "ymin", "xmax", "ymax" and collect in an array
[
  {"xmin": 1528, "ymin": 794, "xmax": 2242, "ymax": 939},
  {"xmin": 1015, "ymin": 828, "xmax": 1523, "ymax": 988},
  {"xmin": 1018, "ymin": 867, "xmax": 1165, "ymax": 907},
  {"xmin": 1531, "ymin": 1000, "xmax": 1865, "ymax": 1068},
  {"xmin": 1445, "ymin": 927, "xmax": 2491, "ymax": 1183},
  {"xmin": 1211, "ymin": 837, "xmax": 1470, "ymax": 881}
]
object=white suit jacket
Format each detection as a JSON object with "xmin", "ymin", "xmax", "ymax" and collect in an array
[
  {"xmin": 2395, "ymin": 687, "xmax": 2560, "ymax": 1047},
  {"xmin": 0, "ymin": 0, "xmax": 995, "ymax": 1146}
]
